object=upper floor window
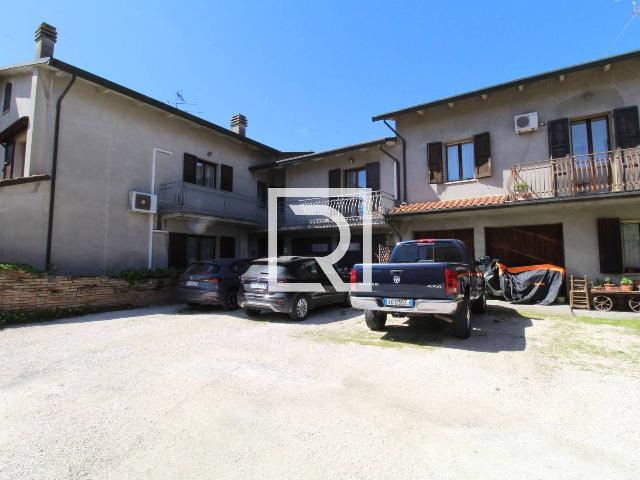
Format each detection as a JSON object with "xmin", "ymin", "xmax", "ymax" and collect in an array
[
  {"xmin": 570, "ymin": 116, "xmax": 610, "ymax": 158},
  {"xmin": 195, "ymin": 159, "xmax": 216, "ymax": 188},
  {"xmin": 2, "ymin": 83, "xmax": 11, "ymax": 113},
  {"xmin": 345, "ymin": 167, "xmax": 366, "ymax": 188},
  {"xmin": 446, "ymin": 141, "xmax": 474, "ymax": 182}
]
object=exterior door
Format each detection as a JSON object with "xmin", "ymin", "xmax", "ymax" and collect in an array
[{"xmin": 485, "ymin": 224, "xmax": 565, "ymax": 267}]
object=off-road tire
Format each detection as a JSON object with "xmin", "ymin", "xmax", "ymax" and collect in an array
[
  {"xmin": 452, "ymin": 295, "xmax": 472, "ymax": 339},
  {"xmin": 243, "ymin": 307, "xmax": 261, "ymax": 316},
  {"xmin": 364, "ymin": 310, "xmax": 387, "ymax": 331},
  {"xmin": 471, "ymin": 290, "xmax": 487, "ymax": 314},
  {"xmin": 290, "ymin": 295, "xmax": 310, "ymax": 321}
]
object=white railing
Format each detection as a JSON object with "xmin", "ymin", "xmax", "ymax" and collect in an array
[
  {"xmin": 159, "ymin": 182, "xmax": 262, "ymax": 224},
  {"xmin": 509, "ymin": 147, "xmax": 640, "ymax": 201}
]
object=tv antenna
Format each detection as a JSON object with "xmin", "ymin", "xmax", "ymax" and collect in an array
[
  {"xmin": 166, "ymin": 90, "xmax": 202, "ymax": 114},
  {"xmin": 608, "ymin": 1, "xmax": 640, "ymax": 52}
]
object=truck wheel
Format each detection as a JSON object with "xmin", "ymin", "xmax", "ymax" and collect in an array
[
  {"xmin": 289, "ymin": 295, "xmax": 310, "ymax": 321},
  {"xmin": 364, "ymin": 310, "xmax": 387, "ymax": 331},
  {"xmin": 471, "ymin": 290, "xmax": 487, "ymax": 314},
  {"xmin": 452, "ymin": 296, "xmax": 472, "ymax": 339}
]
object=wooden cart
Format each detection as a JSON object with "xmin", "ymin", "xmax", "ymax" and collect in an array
[{"xmin": 570, "ymin": 275, "xmax": 640, "ymax": 313}]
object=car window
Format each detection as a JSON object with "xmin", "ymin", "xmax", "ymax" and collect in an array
[
  {"xmin": 434, "ymin": 245, "xmax": 463, "ymax": 263},
  {"xmin": 390, "ymin": 243, "xmax": 434, "ymax": 263},
  {"xmin": 244, "ymin": 262, "xmax": 289, "ymax": 278},
  {"xmin": 298, "ymin": 260, "xmax": 319, "ymax": 279},
  {"xmin": 186, "ymin": 263, "xmax": 220, "ymax": 274}
]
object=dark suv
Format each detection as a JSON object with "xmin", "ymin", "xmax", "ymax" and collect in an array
[
  {"xmin": 238, "ymin": 257, "xmax": 349, "ymax": 321},
  {"xmin": 176, "ymin": 259, "xmax": 251, "ymax": 309}
]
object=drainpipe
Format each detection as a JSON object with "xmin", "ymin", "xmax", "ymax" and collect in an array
[
  {"xmin": 45, "ymin": 74, "xmax": 76, "ymax": 272},
  {"xmin": 377, "ymin": 145, "xmax": 401, "ymax": 202},
  {"xmin": 148, "ymin": 148, "xmax": 173, "ymax": 269},
  {"xmin": 382, "ymin": 120, "xmax": 406, "ymax": 203}
]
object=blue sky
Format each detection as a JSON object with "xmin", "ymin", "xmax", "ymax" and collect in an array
[{"xmin": 1, "ymin": 0, "xmax": 639, "ymax": 152}]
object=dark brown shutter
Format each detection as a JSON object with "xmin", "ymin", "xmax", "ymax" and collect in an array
[
  {"xmin": 473, "ymin": 132, "xmax": 491, "ymax": 178},
  {"xmin": 548, "ymin": 118, "xmax": 571, "ymax": 158},
  {"xmin": 328, "ymin": 168, "xmax": 341, "ymax": 188},
  {"xmin": 427, "ymin": 142, "xmax": 443, "ymax": 184},
  {"xmin": 613, "ymin": 106, "xmax": 640, "ymax": 148},
  {"xmin": 257, "ymin": 181, "xmax": 268, "ymax": 206},
  {"xmin": 220, "ymin": 236, "xmax": 236, "ymax": 258},
  {"xmin": 597, "ymin": 218, "xmax": 623, "ymax": 274},
  {"xmin": 168, "ymin": 233, "xmax": 188, "ymax": 269},
  {"xmin": 2, "ymin": 83, "xmax": 11, "ymax": 112},
  {"xmin": 183, "ymin": 153, "xmax": 197, "ymax": 183},
  {"xmin": 365, "ymin": 162, "xmax": 381, "ymax": 191},
  {"xmin": 220, "ymin": 164, "xmax": 233, "ymax": 192}
]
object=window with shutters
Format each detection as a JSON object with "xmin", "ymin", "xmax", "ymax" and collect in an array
[
  {"xmin": 2, "ymin": 83, "xmax": 11, "ymax": 113},
  {"xmin": 621, "ymin": 221, "xmax": 640, "ymax": 273},
  {"xmin": 195, "ymin": 160, "xmax": 216, "ymax": 188},
  {"xmin": 344, "ymin": 167, "xmax": 366, "ymax": 188},
  {"xmin": 445, "ymin": 141, "xmax": 474, "ymax": 182},
  {"xmin": 570, "ymin": 116, "xmax": 610, "ymax": 157}
]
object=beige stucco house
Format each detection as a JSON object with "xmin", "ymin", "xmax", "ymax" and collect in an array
[{"xmin": 1, "ymin": 22, "xmax": 639, "ymax": 284}]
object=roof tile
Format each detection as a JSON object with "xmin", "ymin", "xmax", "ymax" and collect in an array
[{"xmin": 390, "ymin": 194, "xmax": 509, "ymax": 215}]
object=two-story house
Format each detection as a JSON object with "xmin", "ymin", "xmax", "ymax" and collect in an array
[{"xmin": 374, "ymin": 51, "xmax": 640, "ymax": 281}]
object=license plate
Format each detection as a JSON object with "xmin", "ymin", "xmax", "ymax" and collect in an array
[
  {"xmin": 383, "ymin": 298, "xmax": 414, "ymax": 307},
  {"xmin": 250, "ymin": 282, "xmax": 267, "ymax": 290},
  {"xmin": 185, "ymin": 281, "xmax": 199, "ymax": 287}
]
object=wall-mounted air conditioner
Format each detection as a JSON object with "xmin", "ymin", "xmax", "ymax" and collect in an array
[
  {"xmin": 128, "ymin": 191, "xmax": 157, "ymax": 214},
  {"xmin": 514, "ymin": 112, "xmax": 539, "ymax": 134}
]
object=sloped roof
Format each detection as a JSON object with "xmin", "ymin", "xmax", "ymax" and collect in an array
[{"xmin": 390, "ymin": 194, "xmax": 509, "ymax": 215}]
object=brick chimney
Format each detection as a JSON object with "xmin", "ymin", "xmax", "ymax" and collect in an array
[
  {"xmin": 230, "ymin": 114, "xmax": 247, "ymax": 136},
  {"xmin": 35, "ymin": 22, "xmax": 57, "ymax": 58}
]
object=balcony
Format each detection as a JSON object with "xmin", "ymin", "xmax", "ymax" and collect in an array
[
  {"xmin": 261, "ymin": 190, "xmax": 397, "ymax": 230},
  {"xmin": 509, "ymin": 147, "xmax": 640, "ymax": 202},
  {"xmin": 158, "ymin": 181, "xmax": 262, "ymax": 224}
]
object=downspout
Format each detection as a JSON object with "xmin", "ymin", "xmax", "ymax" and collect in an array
[
  {"xmin": 45, "ymin": 74, "xmax": 76, "ymax": 272},
  {"xmin": 377, "ymin": 145, "xmax": 401, "ymax": 202},
  {"xmin": 382, "ymin": 120, "xmax": 406, "ymax": 203}
]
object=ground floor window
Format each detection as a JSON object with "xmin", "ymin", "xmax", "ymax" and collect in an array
[
  {"xmin": 220, "ymin": 236, "xmax": 236, "ymax": 259},
  {"xmin": 622, "ymin": 222, "xmax": 640, "ymax": 273},
  {"xmin": 169, "ymin": 233, "xmax": 217, "ymax": 269}
]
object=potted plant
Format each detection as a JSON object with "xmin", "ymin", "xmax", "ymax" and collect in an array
[
  {"xmin": 592, "ymin": 278, "xmax": 603, "ymax": 290},
  {"xmin": 620, "ymin": 277, "xmax": 633, "ymax": 292},
  {"xmin": 514, "ymin": 182, "xmax": 531, "ymax": 200},
  {"xmin": 603, "ymin": 277, "xmax": 617, "ymax": 291}
]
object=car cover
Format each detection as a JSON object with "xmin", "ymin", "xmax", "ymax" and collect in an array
[{"xmin": 498, "ymin": 263, "xmax": 565, "ymax": 305}]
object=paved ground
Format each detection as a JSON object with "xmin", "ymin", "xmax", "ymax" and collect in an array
[{"xmin": 1, "ymin": 302, "xmax": 639, "ymax": 479}]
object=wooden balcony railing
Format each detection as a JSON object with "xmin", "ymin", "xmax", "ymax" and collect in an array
[{"xmin": 509, "ymin": 147, "xmax": 640, "ymax": 201}]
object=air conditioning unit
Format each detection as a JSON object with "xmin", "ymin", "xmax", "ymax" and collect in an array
[
  {"xmin": 514, "ymin": 112, "xmax": 539, "ymax": 134},
  {"xmin": 128, "ymin": 191, "xmax": 157, "ymax": 214}
]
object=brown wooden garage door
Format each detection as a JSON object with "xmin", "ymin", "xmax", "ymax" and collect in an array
[
  {"xmin": 414, "ymin": 228, "xmax": 475, "ymax": 258},
  {"xmin": 485, "ymin": 224, "xmax": 565, "ymax": 267}
]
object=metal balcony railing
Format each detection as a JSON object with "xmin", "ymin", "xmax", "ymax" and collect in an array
[
  {"xmin": 259, "ymin": 190, "xmax": 397, "ymax": 229},
  {"xmin": 159, "ymin": 183, "xmax": 396, "ymax": 229},
  {"xmin": 158, "ymin": 181, "xmax": 262, "ymax": 224},
  {"xmin": 509, "ymin": 147, "xmax": 640, "ymax": 201}
]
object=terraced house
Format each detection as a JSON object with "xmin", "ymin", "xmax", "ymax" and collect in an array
[{"xmin": 1, "ymin": 23, "xmax": 639, "ymax": 283}]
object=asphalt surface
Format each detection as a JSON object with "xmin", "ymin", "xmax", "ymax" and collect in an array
[{"xmin": 1, "ymin": 303, "xmax": 639, "ymax": 479}]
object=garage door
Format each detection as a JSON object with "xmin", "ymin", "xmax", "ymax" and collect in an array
[
  {"xmin": 414, "ymin": 228, "xmax": 475, "ymax": 258},
  {"xmin": 485, "ymin": 224, "xmax": 565, "ymax": 267}
]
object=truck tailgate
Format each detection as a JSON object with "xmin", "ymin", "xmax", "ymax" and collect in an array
[{"xmin": 367, "ymin": 262, "xmax": 448, "ymax": 300}]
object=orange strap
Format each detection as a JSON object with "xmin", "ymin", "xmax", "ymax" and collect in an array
[{"xmin": 497, "ymin": 262, "xmax": 565, "ymax": 278}]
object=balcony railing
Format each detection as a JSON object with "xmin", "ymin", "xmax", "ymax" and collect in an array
[
  {"xmin": 262, "ymin": 190, "xmax": 397, "ymax": 229},
  {"xmin": 159, "ymin": 181, "xmax": 262, "ymax": 224},
  {"xmin": 509, "ymin": 147, "xmax": 640, "ymax": 201}
]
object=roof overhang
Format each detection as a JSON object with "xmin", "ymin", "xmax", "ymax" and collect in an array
[
  {"xmin": 0, "ymin": 116, "xmax": 29, "ymax": 143},
  {"xmin": 372, "ymin": 49, "xmax": 640, "ymax": 122},
  {"xmin": 249, "ymin": 137, "xmax": 396, "ymax": 172}
]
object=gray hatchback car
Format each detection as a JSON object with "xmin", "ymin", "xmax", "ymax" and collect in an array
[{"xmin": 176, "ymin": 259, "xmax": 251, "ymax": 309}]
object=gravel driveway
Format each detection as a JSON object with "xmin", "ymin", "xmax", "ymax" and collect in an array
[{"xmin": 1, "ymin": 303, "xmax": 639, "ymax": 479}]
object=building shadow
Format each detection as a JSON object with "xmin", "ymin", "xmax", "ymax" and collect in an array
[{"xmin": 378, "ymin": 305, "xmax": 533, "ymax": 353}]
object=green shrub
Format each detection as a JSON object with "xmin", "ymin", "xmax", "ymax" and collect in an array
[
  {"xmin": 116, "ymin": 268, "xmax": 180, "ymax": 284},
  {"xmin": 0, "ymin": 305, "xmax": 136, "ymax": 329},
  {"xmin": 0, "ymin": 263, "xmax": 42, "ymax": 275},
  {"xmin": 620, "ymin": 277, "xmax": 633, "ymax": 286}
]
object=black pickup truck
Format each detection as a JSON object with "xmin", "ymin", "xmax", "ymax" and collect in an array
[{"xmin": 349, "ymin": 239, "xmax": 486, "ymax": 338}]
